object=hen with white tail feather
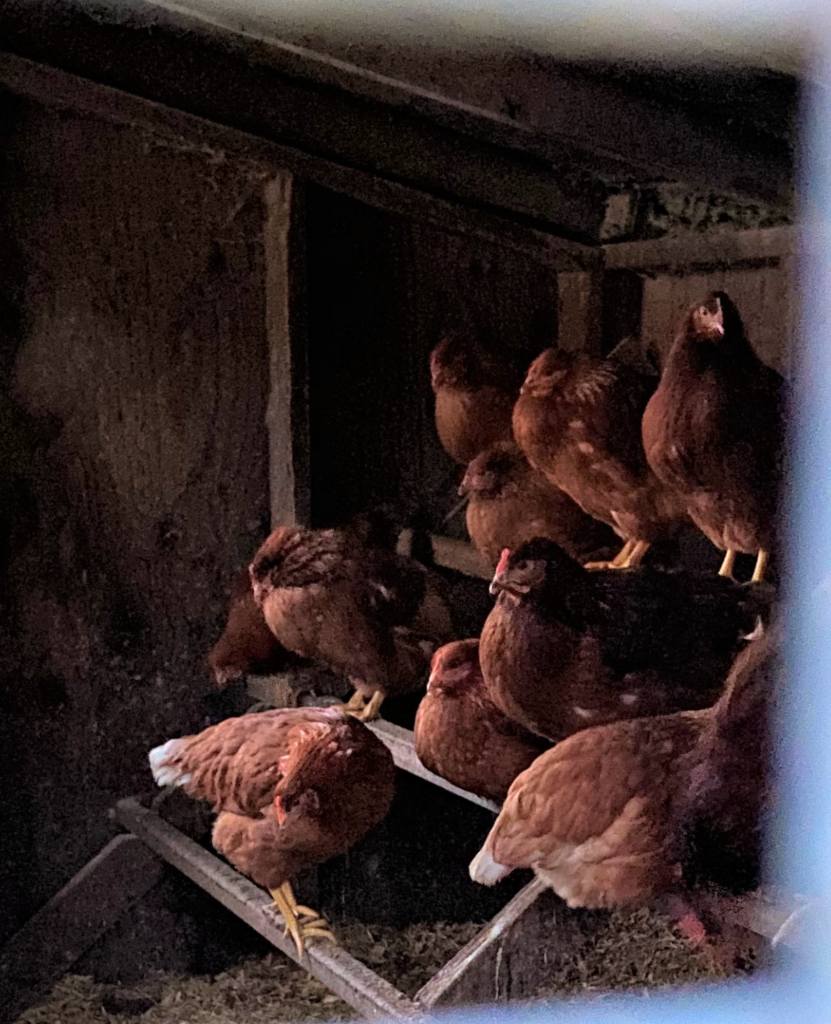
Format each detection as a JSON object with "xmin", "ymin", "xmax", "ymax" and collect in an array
[{"xmin": 146, "ymin": 707, "xmax": 395, "ymax": 957}]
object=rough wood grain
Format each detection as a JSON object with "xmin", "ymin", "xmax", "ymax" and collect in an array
[
  {"xmin": 265, "ymin": 173, "xmax": 311, "ymax": 527},
  {"xmin": 603, "ymin": 225, "xmax": 797, "ymax": 272},
  {"xmin": 0, "ymin": 1, "xmax": 795, "ymax": 205},
  {"xmin": 115, "ymin": 799, "xmax": 421, "ymax": 1020},
  {"xmin": 0, "ymin": 836, "xmax": 164, "ymax": 1024},
  {"xmin": 416, "ymin": 879, "xmax": 596, "ymax": 1008},
  {"xmin": 0, "ymin": 50, "xmax": 598, "ymax": 271},
  {"xmin": 557, "ymin": 269, "xmax": 605, "ymax": 356}
]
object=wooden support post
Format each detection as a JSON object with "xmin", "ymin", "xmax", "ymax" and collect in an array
[
  {"xmin": 557, "ymin": 268, "xmax": 605, "ymax": 356},
  {"xmin": 0, "ymin": 835, "xmax": 165, "ymax": 1024},
  {"xmin": 115, "ymin": 799, "xmax": 420, "ymax": 1021},
  {"xmin": 265, "ymin": 172, "xmax": 311, "ymax": 528}
]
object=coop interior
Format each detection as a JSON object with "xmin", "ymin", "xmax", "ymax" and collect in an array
[{"xmin": 0, "ymin": 3, "xmax": 804, "ymax": 1022}]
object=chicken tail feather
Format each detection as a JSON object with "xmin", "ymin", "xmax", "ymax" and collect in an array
[
  {"xmin": 469, "ymin": 845, "xmax": 511, "ymax": 886},
  {"xmin": 148, "ymin": 738, "xmax": 192, "ymax": 788}
]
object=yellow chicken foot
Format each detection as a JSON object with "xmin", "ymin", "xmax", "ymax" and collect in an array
[
  {"xmin": 584, "ymin": 539, "xmax": 635, "ymax": 571},
  {"xmin": 621, "ymin": 539, "xmax": 651, "ymax": 569},
  {"xmin": 718, "ymin": 548, "xmax": 737, "ymax": 579},
  {"xmin": 350, "ymin": 689, "xmax": 385, "ymax": 723},
  {"xmin": 751, "ymin": 549, "xmax": 769, "ymax": 584},
  {"xmin": 269, "ymin": 881, "xmax": 337, "ymax": 958},
  {"xmin": 337, "ymin": 690, "xmax": 368, "ymax": 716}
]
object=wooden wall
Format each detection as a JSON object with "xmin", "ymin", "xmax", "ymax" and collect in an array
[
  {"xmin": 305, "ymin": 184, "xmax": 559, "ymax": 535},
  {"xmin": 0, "ymin": 88, "xmax": 273, "ymax": 940}
]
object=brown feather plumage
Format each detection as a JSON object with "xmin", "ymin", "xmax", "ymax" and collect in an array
[
  {"xmin": 512, "ymin": 348, "xmax": 687, "ymax": 546},
  {"xmin": 642, "ymin": 291, "xmax": 787, "ymax": 564},
  {"xmin": 461, "ymin": 442, "xmax": 618, "ymax": 569},
  {"xmin": 150, "ymin": 707, "xmax": 395, "ymax": 891},
  {"xmin": 414, "ymin": 639, "xmax": 549, "ymax": 803},
  {"xmin": 430, "ymin": 331, "xmax": 522, "ymax": 465},
  {"xmin": 249, "ymin": 526, "xmax": 453, "ymax": 701},
  {"xmin": 472, "ymin": 628, "xmax": 778, "ymax": 910}
]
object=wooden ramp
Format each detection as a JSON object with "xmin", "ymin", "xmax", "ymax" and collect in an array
[{"xmin": 1, "ymin": 713, "xmax": 806, "ymax": 1022}]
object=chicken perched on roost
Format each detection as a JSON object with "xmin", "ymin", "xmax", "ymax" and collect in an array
[
  {"xmin": 470, "ymin": 627, "xmax": 779, "ymax": 947},
  {"xmin": 480, "ymin": 538, "xmax": 768, "ymax": 742},
  {"xmin": 512, "ymin": 342, "xmax": 686, "ymax": 569},
  {"xmin": 249, "ymin": 525, "xmax": 453, "ymax": 722},
  {"xmin": 430, "ymin": 330, "xmax": 524, "ymax": 465},
  {"xmin": 414, "ymin": 639, "xmax": 549, "ymax": 803},
  {"xmin": 207, "ymin": 567, "xmax": 290, "ymax": 688},
  {"xmin": 207, "ymin": 508, "xmax": 406, "ymax": 689},
  {"xmin": 149, "ymin": 707, "xmax": 395, "ymax": 956},
  {"xmin": 460, "ymin": 441, "xmax": 618, "ymax": 570},
  {"xmin": 642, "ymin": 291, "xmax": 787, "ymax": 583}
]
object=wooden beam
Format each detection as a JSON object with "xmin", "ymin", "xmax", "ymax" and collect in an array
[
  {"xmin": 367, "ymin": 720, "xmax": 501, "ymax": 815},
  {"xmin": 603, "ymin": 225, "xmax": 797, "ymax": 274},
  {"xmin": 114, "ymin": 798, "xmax": 421, "ymax": 1021},
  {"xmin": 557, "ymin": 268, "xmax": 606, "ymax": 356},
  {"xmin": 0, "ymin": 2, "xmax": 793, "ymax": 206},
  {"xmin": 265, "ymin": 173, "xmax": 311, "ymax": 527},
  {"xmin": 0, "ymin": 52, "xmax": 597, "ymax": 270},
  {"xmin": 0, "ymin": 835, "xmax": 165, "ymax": 1024},
  {"xmin": 396, "ymin": 530, "xmax": 492, "ymax": 580}
]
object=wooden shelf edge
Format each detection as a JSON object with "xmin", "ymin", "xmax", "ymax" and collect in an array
[
  {"xmin": 366, "ymin": 720, "xmax": 501, "ymax": 815},
  {"xmin": 114, "ymin": 798, "xmax": 422, "ymax": 1021}
]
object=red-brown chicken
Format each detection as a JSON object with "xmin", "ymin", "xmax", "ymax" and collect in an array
[
  {"xmin": 430, "ymin": 330, "xmax": 524, "ymax": 465},
  {"xmin": 642, "ymin": 292, "xmax": 787, "ymax": 583},
  {"xmin": 470, "ymin": 627, "xmax": 778, "ymax": 939},
  {"xmin": 460, "ymin": 442, "xmax": 618, "ymax": 570},
  {"xmin": 207, "ymin": 568, "xmax": 290, "ymax": 687},
  {"xmin": 249, "ymin": 526, "xmax": 454, "ymax": 722},
  {"xmin": 414, "ymin": 639, "xmax": 549, "ymax": 803},
  {"xmin": 479, "ymin": 538, "xmax": 768, "ymax": 742},
  {"xmin": 512, "ymin": 345, "xmax": 686, "ymax": 569},
  {"xmin": 149, "ymin": 706, "xmax": 395, "ymax": 956}
]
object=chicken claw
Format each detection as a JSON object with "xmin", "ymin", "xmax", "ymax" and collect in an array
[
  {"xmin": 585, "ymin": 539, "xmax": 635, "ymax": 571},
  {"xmin": 351, "ymin": 690, "xmax": 385, "ymax": 723},
  {"xmin": 751, "ymin": 549, "xmax": 769, "ymax": 584},
  {"xmin": 718, "ymin": 548, "xmax": 737, "ymax": 579},
  {"xmin": 269, "ymin": 881, "xmax": 337, "ymax": 958}
]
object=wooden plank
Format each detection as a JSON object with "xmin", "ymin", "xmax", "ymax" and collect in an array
[
  {"xmin": 367, "ymin": 720, "xmax": 501, "ymax": 815},
  {"xmin": 0, "ymin": 53, "xmax": 598, "ymax": 271},
  {"xmin": 114, "ymin": 798, "xmax": 420, "ymax": 1021},
  {"xmin": 265, "ymin": 173, "xmax": 311, "ymax": 527},
  {"xmin": 603, "ymin": 225, "xmax": 797, "ymax": 273},
  {"xmin": 0, "ymin": 835, "xmax": 165, "ymax": 1024},
  {"xmin": 416, "ymin": 879, "xmax": 596, "ymax": 1008},
  {"xmin": 0, "ymin": 2, "xmax": 794, "ymax": 205},
  {"xmin": 557, "ymin": 268, "xmax": 605, "ymax": 356},
  {"xmin": 396, "ymin": 532, "xmax": 492, "ymax": 581}
]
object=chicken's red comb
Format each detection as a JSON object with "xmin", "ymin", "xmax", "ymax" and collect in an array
[{"xmin": 496, "ymin": 548, "xmax": 511, "ymax": 576}]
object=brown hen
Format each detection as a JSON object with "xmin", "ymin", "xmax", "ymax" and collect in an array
[
  {"xmin": 461, "ymin": 441, "xmax": 618, "ymax": 570},
  {"xmin": 207, "ymin": 568, "xmax": 289, "ymax": 688},
  {"xmin": 414, "ymin": 639, "xmax": 549, "ymax": 803},
  {"xmin": 480, "ymin": 538, "xmax": 767, "ymax": 742},
  {"xmin": 512, "ymin": 346, "xmax": 686, "ymax": 569},
  {"xmin": 642, "ymin": 292, "xmax": 787, "ymax": 583},
  {"xmin": 430, "ymin": 330, "xmax": 523, "ymax": 465},
  {"xmin": 470, "ymin": 628, "xmax": 778, "ymax": 943},
  {"xmin": 149, "ymin": 706, "xmax": 395, "ymax": 956},
  {"xmin": 249, "ymin": 526, "xmax": 453, "ymax": 722}
]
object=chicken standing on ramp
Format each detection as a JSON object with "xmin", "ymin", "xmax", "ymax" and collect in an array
[
  {"xmin": 470, "ymin": 627, "xmax": 779, "ymax": 950},
  {"xmin": 414, "ymin": 639, "xmax": 549, "ymax": 803},
  {"xmin": 149, "ymin": 707, "xmax": 395, "ymax": 957},
  {"xmin": 249, "ymin": 525, "xmax": 453, "ymax": 722}
]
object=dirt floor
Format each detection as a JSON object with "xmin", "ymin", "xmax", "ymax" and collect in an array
[{"xmin": 16, "ymin": 909, "xmax": 752, "ymax": 1024}]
